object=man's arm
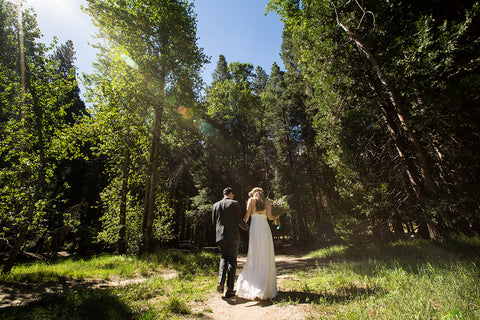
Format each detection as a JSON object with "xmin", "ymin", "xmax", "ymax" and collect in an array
[
  {"xmin": 212, "ymin": 203, "xmax": 217, "ymax": 226},
  {"xmin": 235, "ymin": 201, "xmax": 249, "ymax": 231}
]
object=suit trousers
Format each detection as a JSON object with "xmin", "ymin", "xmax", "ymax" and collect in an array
[{"xmin": 217, "ymin": 239, "xmax": 239, "ymax": 292}]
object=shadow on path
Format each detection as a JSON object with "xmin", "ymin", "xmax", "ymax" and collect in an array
[
  {"xmin": 275, "ymin": 285, "xmax": 383, "ymax": 304},
  {"xmin": 0, "ymin": 287, "xmax": 134, "ymax": 320},
  {"xmin": 0, "ymin": 277, "xmax": 151, "ymax": 309},
  {"xmin": 219, "ymin": 284, "xmax": 382, "ymax": 308}
]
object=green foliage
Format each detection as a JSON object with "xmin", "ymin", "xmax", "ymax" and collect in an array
[
  {"xmin": 268, "ymin": 0, "xmax": 480, "ymax": 242},
  {"xmin": 83, "ymin": 0, "xmax": 208, "ymax": 252},
  {"xmin": 0, "ymin": 1, "xmax": 94, "ymax": 269},
  {"xmin": 193, "ymin": 55, "xmax": 273, "ymax": 211},
  {"xmin": 96, "ymin": 179, "xmax": 144, "ymax": 252},
  {"xmin": 1, "ymin": 0, "xmax": 479, "ymax": 270}
]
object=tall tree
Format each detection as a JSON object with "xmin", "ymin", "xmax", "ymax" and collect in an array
[
  {"xmin": 1, "ymin": 0, "xmax": 79, "ymax": 272},
  {"xmin": 211, "ymin": 54, "xmax": 231, "ymax": 83},
  {"xmin": 204, "ymin": 58, "xmax": 265, "ymax": 192},
  {"xmin": 84, "ymin": 0, "xmax": 207, "ymax": 252},
  {"xmin": 82, "ymin": 45, "xmax": 151, "ymax": 253},
  {"xmin": 268, "ymin": 0, "xmax": 480, "ymax": 241},
  {"xmin": 50, "ymin": 40, "xmax": 87, "ymax": 124}
]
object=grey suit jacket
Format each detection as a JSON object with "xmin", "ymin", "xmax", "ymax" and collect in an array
[{"xmin": 212, "ymin": 196, "xmax": 243, "ymax": 244}]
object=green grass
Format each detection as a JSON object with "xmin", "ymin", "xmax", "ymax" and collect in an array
[
  {"xmin": 306, "ymin": 244, "xmax": 349, "ymax": 259},
  {"xmin": 1, "ymin": 239, "xmax": 479, "ymax": 319},
  {"xmin": 0, "ymin": 249, "xmax": 218, "ymax": 284},
  {"xmin": 0, "ymin": 254, "xmax": 152, "ymax": 283},
  {"xmin": 277, "ymin": 237, "xmax": 480, "ymax": 319},
  {"xmin": 0, "ymin": 249, "xmax": 218, "ymax": 319}
]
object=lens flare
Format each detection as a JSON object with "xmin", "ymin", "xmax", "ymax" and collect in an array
[
  {"xmin": 120, "ymin": 53, "xmax": 138, "ymax": 69},
  {"xmin": 183, "ymin": 108, "xmax": 194, "ymax": 119},
  {"xmin": 177, "ymin": 106, "xmax": 186, "ymax": 115}
]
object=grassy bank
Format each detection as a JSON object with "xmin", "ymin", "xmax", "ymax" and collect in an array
[
  {"xmin": 0, "ymin": 250, "xmax": 218, "ymax": 319},
  {"xmin": 1, "ymin": 238, "xmax": 479, "ymax": 319},
  {"xmin": 280, "ymin": 237, "xmax": 480, "ymax": 319}
]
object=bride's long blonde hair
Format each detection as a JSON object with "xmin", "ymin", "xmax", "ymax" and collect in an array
[{"xmin": 250, "ymin": 187, "xmax": 266, "ymax": 211}]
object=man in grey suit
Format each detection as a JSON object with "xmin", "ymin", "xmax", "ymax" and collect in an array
[{"xmin": 212, "ymin": 187, "xmax": 244, "ymax": 298}]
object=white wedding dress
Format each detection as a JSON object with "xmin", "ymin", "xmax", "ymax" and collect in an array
[{"xmin": 236, "ymin": 211, "xmax": 277, "ymax": 300}]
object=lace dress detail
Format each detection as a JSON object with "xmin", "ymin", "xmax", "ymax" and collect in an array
[{"xmin": 236, "ymin": 211, "xmax": 277, "ymax": 300}]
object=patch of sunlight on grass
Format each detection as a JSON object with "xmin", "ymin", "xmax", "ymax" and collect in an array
[
  {"xmin": 306, "ymin": 244, "xmax": 349, "ymax": 259},
  {"xmin": 0, "ymin": 254, "xmax": 148, "ymax": 283},
  {"xmin": 0, "ymin": 249, "xmax": 219, "ymax": 285},
  {"xmin": 147, "ymin": 249, "xmax": 218, "ymax": 275},
  {"xmin": 279, "ymin": 242, "xmax": 480, "ymax": 320},
  {"xmin": 0, "ymin": 250, "xmax": 217, "ymax": 320}
]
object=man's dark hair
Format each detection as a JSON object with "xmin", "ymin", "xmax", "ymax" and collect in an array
[{"xmin": 223, "ymin": 187, "xmax": 234, "ymax": 196}]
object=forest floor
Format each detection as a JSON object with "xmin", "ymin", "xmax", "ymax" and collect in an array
[
  {"xmin": 0, "ymin": 270, "xmax": 178, "ymax": 309},
  {"xmin": 2, "ymin": 240, "xmax": 479, "ymax": 319},
  {"xmin": 0, "ymin": 248, "xmax": 319, "ymax": 319}
]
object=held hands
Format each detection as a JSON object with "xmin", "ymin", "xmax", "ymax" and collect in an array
[{"xmin": 239, "ymin": 220, "xmax": 249, "ymax": 231}]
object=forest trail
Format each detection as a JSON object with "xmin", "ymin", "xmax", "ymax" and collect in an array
[
  {"xmin": 0, "ymin": 248, "xmax": 320, "ymax": 319},
  {"xmin": 0, "ymin": 270, "xmax": 177, "ymax": 309},
  {"xmin": 188, "ymin": 252, "xmax": 320, "ymax": 320}
]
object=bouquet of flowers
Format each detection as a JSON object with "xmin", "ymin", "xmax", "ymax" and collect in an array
[{"xmin": 270, "ymin": 196, "xmax": 289, "ymax": 230}]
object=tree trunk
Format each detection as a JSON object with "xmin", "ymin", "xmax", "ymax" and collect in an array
[
  {"xmin": 142, "ymin": 108, "xmax": 162, "ymax": 253},
  {"xmin": 335, "ymin": 17, "xmax": 453, "ymax": 240},
  {"xmin": 336, "ymin": 19, "xmax": 437, "ymax": 196},
  {"xmin": 118, "ymin": 149, "xmax": 130, "ymax": 254},
  {"xmin": 3, "ymin": 206, "xmax": 33, "ymax": 273},
  {"xmin": 365, "ymin": 73, "xmax": 421, "ymax": 196},
  {"xmin": 428, "ymin": 223, "xmax": 445, "ymax": 242}
]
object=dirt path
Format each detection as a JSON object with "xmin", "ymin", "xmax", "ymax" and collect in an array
[
  {"xmin": 188, "ymin": 254, "xmax": 319, "ymax": 320},
  {"xmin": 1, "ymin": 250, "xmax": 320, "ymax": 319},
  {"xmin": 191, "ymin": 292, "xmax": 313, "ymax": 320}
]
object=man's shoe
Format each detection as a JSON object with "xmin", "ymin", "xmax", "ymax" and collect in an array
[
  {"xmin": 216, "ymin": 285, "xmax": 224, "ymax": 293},
  {"xmin": 224, "ymin": 290, "xmax": 235, "ymax": 298}
]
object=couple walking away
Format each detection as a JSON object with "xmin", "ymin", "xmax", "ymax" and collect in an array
[{"xmin": 212, "ymin": 186, "xmax": 278, "ymax": 300}]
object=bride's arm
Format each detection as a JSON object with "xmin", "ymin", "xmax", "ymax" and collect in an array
[{"xmin": 244, "ymin": 198, "xmax": 254, "ymax": 222}]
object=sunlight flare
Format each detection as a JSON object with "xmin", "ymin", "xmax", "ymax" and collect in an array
[
  {"xmin": 120, "ymin": 53, "xmax": 138, "ymax": 70},
  {"xmin": 24, "ymin": 0, "xmax": 94, "ymax": 41}
]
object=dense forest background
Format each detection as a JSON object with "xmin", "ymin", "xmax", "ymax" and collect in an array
[{"xmin": 1, "ymin": 0, "xmax": 479, "ymax": 272}]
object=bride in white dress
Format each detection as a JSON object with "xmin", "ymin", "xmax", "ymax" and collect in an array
[{"xmin": 236, "ymin": 187, "xmax": 278, "ymax": 300}]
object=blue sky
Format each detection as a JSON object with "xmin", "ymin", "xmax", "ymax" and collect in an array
[{"xmin": 24, "ymin": 0, "xmax": 284, "ymax": 89}]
